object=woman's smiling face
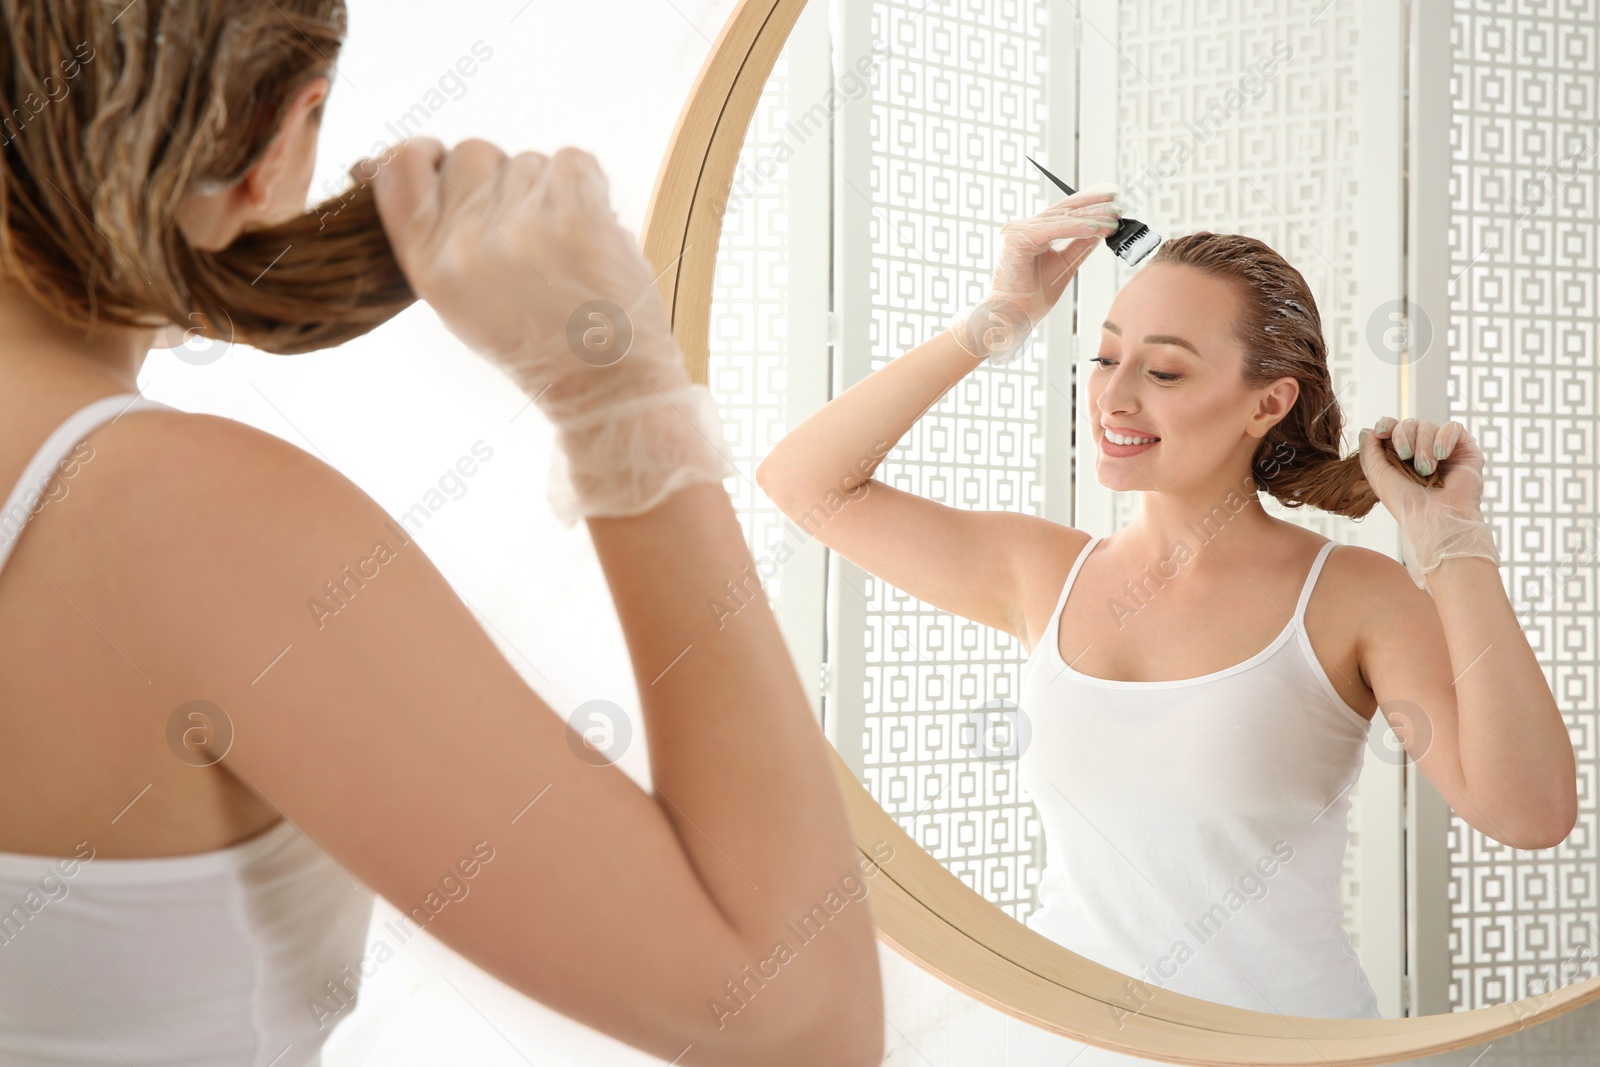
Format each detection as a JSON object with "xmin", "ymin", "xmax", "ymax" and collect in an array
[{"xmin": 1086, "ymin": 260, "xmax": 1296, "ymax": 492}]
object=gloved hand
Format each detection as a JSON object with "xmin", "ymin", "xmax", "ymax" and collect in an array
[
  {"xmin": 949, "ymin": 182, "xmax": 1125, "ymax": 365},
  {"xmin": 361, "ymin": 138, "xmax": 734, "ymax": 526},
  {"xmin": 1359, "ymin": 416, "xmax": 1500, "ymax": 590}
]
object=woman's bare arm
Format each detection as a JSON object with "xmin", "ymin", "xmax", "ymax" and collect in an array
[
  {"xmin": 755, "ymin": 198, "xmax": 1115, "ymax": 646},
  {"xmin": 756, "ymin": 326, "xmax": 1081, "ymax": 648},
  {"xmin": 1353, "ymin": 546, "xmax": 1577, "ymax": 850},
  {"xmin": 90, "ymin": 410, "xmax": 885, "ymax": 1067}
]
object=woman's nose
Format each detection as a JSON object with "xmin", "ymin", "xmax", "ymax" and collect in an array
[{"xmin": 1092, "ymin": 366, "xmax": 1138, "ymax": 418}]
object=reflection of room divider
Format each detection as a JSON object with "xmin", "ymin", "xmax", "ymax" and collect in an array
[
  {"xmin": 1424, "ymin": 0, "xmax": 1600, "ymax": 1015},
  {"xmin": 826, "ymin": 0, "xmax": 1065, "ymax": 927},
  {"xmin": 705, "ymin": 3, "xmax": 832, "ymax": 722}
]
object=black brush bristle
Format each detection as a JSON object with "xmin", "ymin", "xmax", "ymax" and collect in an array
[{"xmin": 1027, "ymin": 155, "xmax": 1162, "ymax": 267}]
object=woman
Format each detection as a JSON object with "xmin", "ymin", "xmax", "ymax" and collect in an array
[
  {"xmin": 0, "ymin": 3, "xmax": 883, "ymax": 1065},
  {"xmin": 757, "ymin": 190, "xmax": 1576, "ymax": 1051}
]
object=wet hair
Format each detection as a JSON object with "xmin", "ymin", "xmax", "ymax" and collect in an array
[
  {"xmin": 0, "ymin": 0, "xmax": 413, "ymax": 356},
  {"xmin": 1146, "ymin": 231, "xmax": 1438, "ymax": 519}
]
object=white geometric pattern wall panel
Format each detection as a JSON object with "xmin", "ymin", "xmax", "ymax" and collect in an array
[
  {"xmin": 708, "ymin": 52, "xmax": 797, "ymax": 618},
  {"xmin": 1112, "ymin": 1, "xmax": 1361, "ymax": 539},
  {"xmin": 1112, "ymin": 0, "xmax": 1371, "ymax": 953},
  {"xmin": 1447, "ymin": 0, "xmax": 1599, "ymax": 1013},
  {"xmin": 840, "ymin": 0, "xmax": 1058, "ymax": 922}
]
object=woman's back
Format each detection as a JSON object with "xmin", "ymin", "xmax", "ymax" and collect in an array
[
  {"xmin": 0, "ymin": 3, "xmax": 887, "ymax": 1058},
  {"xmin": 0, "ymin": 378, "xmax": 377, "ymax": 1064},
  {"xmin": 0, "ymin": 349, "xmax": 884, "ymax": 1066},
  {"xmin": 0, "ymin": 376, "xmax": 288, "ymax": 860}
]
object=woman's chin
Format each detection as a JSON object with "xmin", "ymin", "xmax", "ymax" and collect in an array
[{"xmin": 1094, "ymin": 467, "xmax": 1159, "ymax": 492}]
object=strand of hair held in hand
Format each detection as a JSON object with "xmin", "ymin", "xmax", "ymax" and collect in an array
[{"xmin": 174, "ymin": 180, "xmax": 417, "ymax": 355}]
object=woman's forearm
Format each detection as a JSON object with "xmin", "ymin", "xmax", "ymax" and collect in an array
[
  {"xmin": 584, "ymin": 480, "xmax": 884, "ymax": 1060},
  {"xmin": 1427, "ymin": 554, "xmax": 1577, "ymax": 846},
  {"xmin": 756, "ymin": 326, "xmax": 983, "ymax": 506}
]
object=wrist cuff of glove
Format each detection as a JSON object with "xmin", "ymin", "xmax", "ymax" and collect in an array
[
  {"xmin": 950, "ymin": 299, "xmax": 1036, "ymax": 366},
  {"xmin": 546, "ymin": 384, "xmax": 737, "ymax": 527},
  {"xmin": 1401, "ymin": 509, "xmax": 1501, "ymax": 590}
]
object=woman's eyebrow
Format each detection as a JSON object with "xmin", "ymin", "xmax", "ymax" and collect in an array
[{"xmin": 1101, "ymin": 320, "xmax": 1203, "ymax": 359}]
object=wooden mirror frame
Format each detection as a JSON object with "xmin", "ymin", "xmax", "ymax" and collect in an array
[{"xmin": 635, "ymin": 1, "xmax": 1600, "ymax": 1061}]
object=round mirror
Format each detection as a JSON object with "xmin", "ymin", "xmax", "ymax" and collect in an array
[{"xmin": 640, "ymin": 0, "xmax": 1600, "ymax": 1061}]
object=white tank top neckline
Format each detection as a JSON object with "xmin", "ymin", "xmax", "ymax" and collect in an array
[{"xmin": 1032, "ymin": 533, "xmax": 1370, "ymax": 728}]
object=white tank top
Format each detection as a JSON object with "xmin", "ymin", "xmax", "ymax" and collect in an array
[
  {"xmin": 0, "ymin": 394, "xmax": 376, "ymax": 1066},
  {"xmin": 1018, "ymin": 533, "xmax": 1382, "ymax": 1025}
]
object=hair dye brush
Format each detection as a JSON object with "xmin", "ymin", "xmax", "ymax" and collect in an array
[{"xmin": 1027, "ymin": 155, "xmax": 1162, "ymax": 267}]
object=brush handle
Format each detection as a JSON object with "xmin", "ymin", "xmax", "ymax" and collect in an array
[{"xmin": 1026, "ymin": 154, "xmax": 1077, "ymax": 197}]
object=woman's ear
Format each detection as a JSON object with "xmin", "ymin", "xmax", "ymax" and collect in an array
[
  {"xmin": 1252, "ymin": 374, "xmax": 1301, "ymax": 433},
  {"xmin": 1260, "ymin": 375, "xmax": 1299, "ymax": 425},
  {"xmin": 176, "ymin": 74, "xmax": 332, "ymax": 251},
  {"xmin": 236, "ymin": 74, "xmax": 331, "ymax": 213}
]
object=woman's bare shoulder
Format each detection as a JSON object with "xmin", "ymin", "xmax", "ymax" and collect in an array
[
  {"xmin": 0, "ymin": 396, "xmax": 848, "ymax": 1058},
  {"xmin": 19, "ymin": 403, "xmax": 387, "ymax": 676},
  {"xmin": 1013, "ymin": 518, "xmax": 1094, "ymax": 654},
  {"xmin": 1323, "ymin": 538, "xmax": 1415, "ymax": 591},
  {"xmin": 73, "ymin": 403, "xmax": 385, "ymax": 543},
  {"xmin": 83, "ymin": 404, "xmax": 336, "ymax": 500},
  {"xmin": 1308, "ymin": 537, "xmax": 1429, "ymax": 681}
]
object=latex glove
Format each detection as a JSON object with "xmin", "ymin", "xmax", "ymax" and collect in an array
[
  {"xmin": 1359, "ymin": 416, "xmax": 1500, "ymax": 590},
  {"xmin": 949, "ymin": 182, "xmax": 1125, "ymax": 365},
  {"xmin": 361, "ymin": 139, "xmax": 734, "ymax": 526}
]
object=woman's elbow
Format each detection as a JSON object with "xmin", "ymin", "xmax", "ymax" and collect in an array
[
  {"xmin": 1504, "ymin": 795, "xmax": 1577, "ymax": 851},
  {"xmin": 754, "ymin": 454, "xmax": 777, "ymax": 493},
  {"xmin": 1534, "ymin": 798, "xmax": 1579, "ymax": 851},
  {"xmin": 755, "ymin": 455, "xmax": 800, "ymax": 510}
]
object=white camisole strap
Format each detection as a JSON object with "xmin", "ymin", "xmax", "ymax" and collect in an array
[
  {"xmin": 1294, "ymin": 539, "xmax": 1340, "ymax": 621},
  {"xmin": 0, "ymin": 393, "xmax": 175, "ymax": 576},
  {"xmin": 1043, "ymin": 534, "xmax": 1100, "ymax": 634}
]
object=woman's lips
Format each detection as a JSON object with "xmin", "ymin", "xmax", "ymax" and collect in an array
[{"xmin": 1099, "ymin": 434, "xmax": 1160, "ymax": 457}]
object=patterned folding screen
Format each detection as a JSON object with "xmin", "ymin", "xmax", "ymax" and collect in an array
[
  {"xmin": 708, "ymin": 50, "xmax": 797, "ymax": 616},
  {"xmin": 828, "ymin": 0, "xmax": 1060, "ymax": 923},
  {"xmin": 706, "ymin": 6, "xmax": 832, "ymax": 699},
  {"xmin": 1445, "ymin": 0, "xmax": 1600, "ymax": 1012}
]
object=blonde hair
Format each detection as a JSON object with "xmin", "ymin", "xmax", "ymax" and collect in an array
[
  {"xmin": 1148, "ymin": 231, "xmax": 1438, "ymax": 519},
  {"xmin": 0, "ymin": 0, "xmax": 412, "ymax": 355}
]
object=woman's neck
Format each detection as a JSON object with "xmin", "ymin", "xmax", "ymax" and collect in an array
[
  {"xmin": 0, "ymin": 280, "xmax": 154, "ymax": 392},
  {"xmin": 1116, "ymin": 490, "xmax": 1282, "ymax": 573}
]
